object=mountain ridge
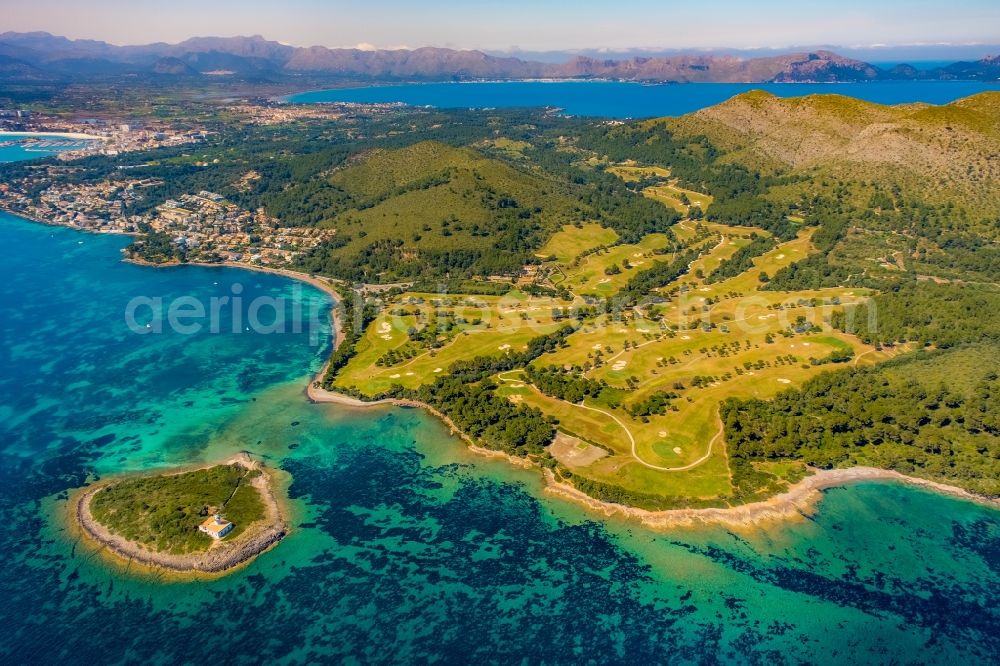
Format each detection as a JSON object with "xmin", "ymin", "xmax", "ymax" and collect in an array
[
  {"xmin": 666, "ymin": 90, "xmax": 1000, "ymax": 216},
  {"xmin": 1, "ymin": 31, "xmax": 998, "ymax": 83}
]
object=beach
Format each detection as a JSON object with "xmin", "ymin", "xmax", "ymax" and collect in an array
[
  {"xmin": 305, "ymin": 361, "xmax": 1000, "ymax": 528},
  {"xmin": 543, "ymin": 466, "xmax": 1000, "ymax": 530},
  {"xmin": 0, "ymin": 130, "xmax": 106, "ymax": 141}
]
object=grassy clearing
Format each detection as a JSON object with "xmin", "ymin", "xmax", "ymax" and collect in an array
[
  {"xmin": 484, "ymin": 137, "xmax": 533, "ymax": 157},
  {"xmin": 644, "ymin": 184, "xmax": 715, "ymax": 214},
  {"xmin": 608, "ymin": 163, "xmax": 715, "ymax": 216},
  {"xmin": 538, "ymin": 223, "xmax": 619, "ymax": 263},
  {"xmin": 606, "ymin": 165, "xmax": 671, "ymax": 182}
]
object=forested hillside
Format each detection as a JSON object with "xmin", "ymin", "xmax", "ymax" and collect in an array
[
  {"xmin": 293, "ymin": 140, "xmax": 678, "ymax": 280},
  {"xmin": 578, "ymin": 92, "xmax": 1000, "ymax": 500},
  {"xmin": 674, "ymin": 90, "xmax": 1000, "ymax": 218},
  {"xmin": 7, "ymin": 94, "xmax": 1000, "ymax": 505},
  {"xmin": 723, "ymin": 345, "xmax": 1000, "ymax": 495},
  {"xmin": 582, "ymin": 92, "xmax": 1000, "ymax": 289}
]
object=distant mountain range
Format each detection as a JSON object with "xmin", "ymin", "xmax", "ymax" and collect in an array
[{"xmin": 1, "ymin": 32, "xmax": 998, "ymax": 84}]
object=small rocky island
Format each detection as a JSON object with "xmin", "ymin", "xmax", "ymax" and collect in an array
[{"xmin": 73, "ymin": 453, "xmax": 287, "ymax": 575}]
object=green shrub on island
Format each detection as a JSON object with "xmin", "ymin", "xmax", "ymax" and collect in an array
[{"xmin": 89, "ymin": 464, "xmax": 265, "ymax": 555}]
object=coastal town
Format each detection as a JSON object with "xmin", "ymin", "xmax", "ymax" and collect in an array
[
  {"xmin": 0, "ymin": 99, "xmax": 423, "ymax": 268},
  {"xmin": 0, "ymin": 174, "xmax": 338, "ymax": 267},
  {"xmin": 0, "ymin": 103, "xmax": 354, "ymax": 267},
  {"xmin": 1, "ymin": 108, "xmax": 208, "ymax": 158}
]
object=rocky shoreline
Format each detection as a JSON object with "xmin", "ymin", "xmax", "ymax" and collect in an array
[
  {"xmin": 73, "ymin": 454, "xmax": 288, "ymax": 576},
  {"xmin": 27, "ymin": 215, "xmax": 996, "ymax": 532},
  {"xmin": 308, "ymin": 381, "xmax": 1000, "ymax": 528}
]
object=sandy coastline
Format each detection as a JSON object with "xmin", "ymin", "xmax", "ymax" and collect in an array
[
  {"xmin": 297, "ymin": 287, "xmax": 1000, "ymax": 528},
  {"xmin": 0, "ymin": 130, "xmax": 106, "ymax": 141},
  {"xmin": 11, "ymin": 211, "xmax": 996, "ymax": 531},
  {"xmin": 307, "ymin": 382, "xmax": 1000, "ymax": 528},
  {"xmin": 543, "ymin": 466, "xmax": 1000, "ymax": 530},
  {"xmin": 72, "ymin": 453, "xmax": 288, "ymax": 576}
]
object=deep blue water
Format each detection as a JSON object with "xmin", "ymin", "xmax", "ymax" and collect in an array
[
  {"xmin": 2, "ymin": 136, "xmax": 1000, "ymax": 664},
  {"xmin": 287, "ymin": 80, "xmax": 1000, "ymax": 118}
]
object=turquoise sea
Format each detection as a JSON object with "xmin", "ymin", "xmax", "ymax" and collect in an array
[
  {"xmin": 1, "ymin": 140, "xmax": 999, "ymax": 664},
  {"xmin": 0, "ymin": 135, "xmax": 94, "ymax": 162},
  {"xmin": 286, "ymin": 80, "xmax": 1000, "ymax": 118}
]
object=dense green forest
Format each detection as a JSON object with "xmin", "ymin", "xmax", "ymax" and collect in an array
[
  {"xmin": 831, "ymin": 282, "xmax": 1000, "ymax": 348},
  {"xmin": 291, "ymin": 139, "xmax": 681, "ymax": 281},
  {"xmin": 126, "ymin": 231, "xmax": 184, "ymax": 263},
  {"xmin": 408, "ymin": 326, "xmax": 578, "ymax": 456},
  {"xmin": 721, "ymin": 346, "xmax": 1000, "ymax": 495},
  {"xmin": 524, "ymin": 365, "xmax": 609, "ymax": 403},
  {"xmin": 320, "ymin": 285, "xmax": 378, "ymax": 387},
  {"xmin": 617, "ymin": 245, "xmax": 706, "ymax": 306}
]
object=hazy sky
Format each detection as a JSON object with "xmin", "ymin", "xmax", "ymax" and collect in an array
[{"xmin": 6, "ymin": 0, "xmax": 1000, "ymax": 51}]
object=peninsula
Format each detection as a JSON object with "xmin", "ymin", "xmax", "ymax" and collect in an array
[{"xmin": 6, "ymin": 89, "xmax": 998, "ymax": 527}]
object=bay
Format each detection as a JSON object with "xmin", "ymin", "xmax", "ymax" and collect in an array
[
  {"xmin": 0, "ymin": 133, "xmax": 96, "ymax": 163},
  {"xmin": 287, "ymin": 79, "xmax": 1000, "ymax": 118},
  {"xmin": 1, "ymin": 127, "xmax": 999, "ymax": 664}
]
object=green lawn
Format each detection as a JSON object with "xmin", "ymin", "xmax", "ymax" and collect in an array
[
  {"xmin": 538, "ymin": 223, "xmax": 619, "ymax": 263},
  {"xmin": 558, "ymin": 232, "xmax": 674, "ymax": 296},
  {"xmin": 335, "ymin": 291, "xmax": 567, "ymax": 395}
]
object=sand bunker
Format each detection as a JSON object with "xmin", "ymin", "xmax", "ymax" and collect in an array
[
  {"xmin": 777, "ymin": 378, "xmax": 791, "ymax": 384},
  {"xmin": 498, "ymin": 344, "xmax": 511, "ymax": 350},
  {"xmin": 673, "ymin": 447, "xmax": 682, "ymax": 455}
]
